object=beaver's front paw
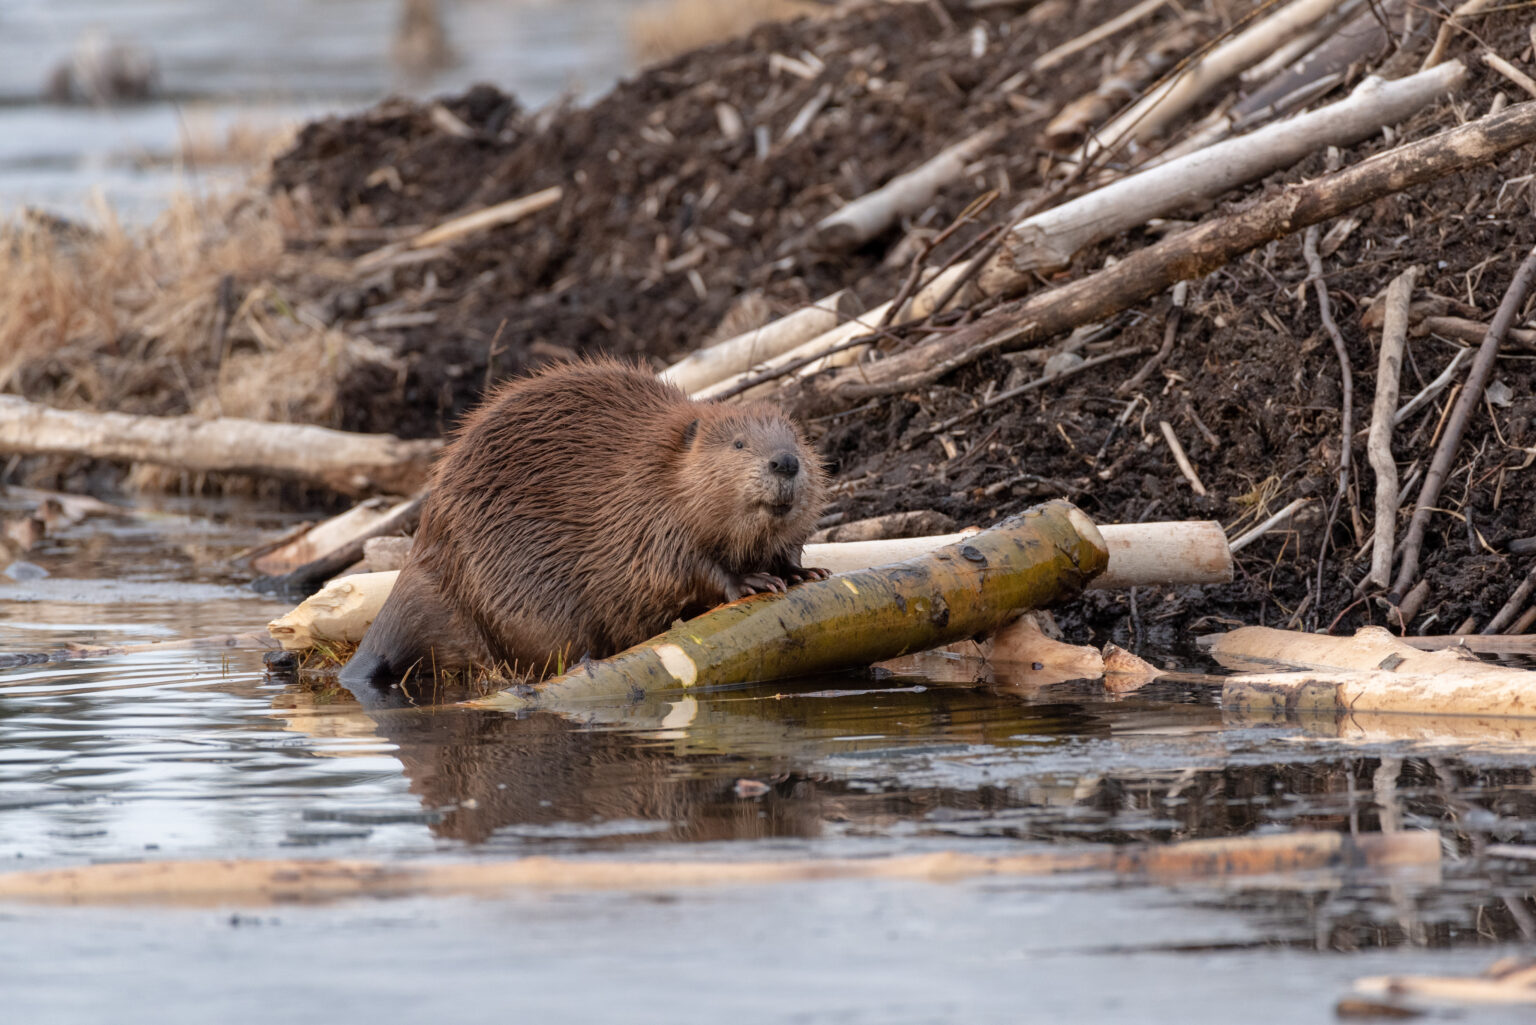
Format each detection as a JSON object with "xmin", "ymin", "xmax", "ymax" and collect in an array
[{"xmin": 724, "ymin": 572, "xmax": 788, "ymax": 600}]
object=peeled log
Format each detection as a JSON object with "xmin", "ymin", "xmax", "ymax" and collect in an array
[
  {"xmin": 267, "ymin": 518, "xmax": 1231, "ymax": 652},
  {"xmin": 812, "ymin": 519, "xmax": 1231, "ymax": 590},
  {"xmin": 1209, "ymin": 626, "xmax": 1536, "ymax": 719},
  {"xmin": 0, "ymin": 830, "xmax": 1437, "ymax": 905},
  {"xmin": 1082, "ymin": 0, "xmax": 1340, "ymax": 158},
  {"xmin": 477, "ymin": 500, "xmax": 1109, "ymax": 710},
  {"xmin": 0, "ymin": 396, "xmax": 440, "ymax": 496},
  {"xmin": 251, "ymin": 498, "xmax": 398, "ymax": 575}
]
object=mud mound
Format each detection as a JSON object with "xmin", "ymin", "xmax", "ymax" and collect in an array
[{"xmin": 270, "ymin": 1, "xmax": 1177, "ymax": 437}]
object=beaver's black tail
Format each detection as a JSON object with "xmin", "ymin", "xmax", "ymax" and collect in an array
[
  {"xmin": 336, "ymin": 562, "xmax": 474, "ymax": 708},
  {"xmin": 337, "ymin": 647, "xmax": 396, "ymax": 691}
]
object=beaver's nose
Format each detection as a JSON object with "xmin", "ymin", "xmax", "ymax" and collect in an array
[{"xmin": 768, "ymin": 451, "xmax": 800, "ymax": 477}]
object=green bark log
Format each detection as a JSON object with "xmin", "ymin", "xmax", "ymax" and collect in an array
[{"xmin": 478, "ymin": 500, "xmax": 1108, "ymax": 711}]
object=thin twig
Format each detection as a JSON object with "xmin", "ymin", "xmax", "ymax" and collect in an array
[
  {"xmin": 1392, "ymin": 243, "xmax": 1536, "ymax": 601},
  {"xmin": 1158, "ymin": 420, "xmax": 1207, "ymax": 496},
  {"xmin": 711, "ymin": 325, "xmax": 906, "ymax": 401},
  {"xmin": 1092, "ymin": 395, "xmax": 1142, "ymax": 466},
  {"xmin": 1393, "ymin": 347, "xmax": 1471, "ymax": 426},
  {"xmin": 1303, "ymin": 220, "xmax": 1356, "ymax": 628},
  {"xmin": 879, "ymin": 196, "xmax": 999, "ymax": 330},
  {"xmin": 1483, "ymin": 51, "xmax": 1536, "ymax": 100},
  {"xmin": 925, "ymin": 224, "xmax": 1009, "ymax": 320},
  {"xmin": 1482, "ymin": 561, "xmax": 1536, "ymax": 634},
  {"xmin": 1229, "ymin": 497, "xmax": 1313, "ymax": 553},
  {"xmin": 906, "ymin": 345, "xmax": 1148, "ymax": 448},
  {"xmin": 1117, "ymin": 280, "xmax": 1187, "ymax": 396}
]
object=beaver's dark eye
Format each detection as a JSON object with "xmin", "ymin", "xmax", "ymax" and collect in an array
[{"xmin": 733, "ymin": 439, "xmax": 745, "ymax": 449}]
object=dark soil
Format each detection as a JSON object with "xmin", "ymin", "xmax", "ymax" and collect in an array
[
  {"xmin": 262, "ymin": 0, "xmax": 1536, "ymax": 641},
  {"xmin": 272, "ymin": 0, "xmax": 1176, "ymax": 436}
]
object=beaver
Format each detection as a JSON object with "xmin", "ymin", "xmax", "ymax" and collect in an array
[{"xmin": 339, "ymin": 357, "xmax": 827, "ymax": 697}]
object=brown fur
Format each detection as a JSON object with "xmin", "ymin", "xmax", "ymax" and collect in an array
[{"xmin": 341, "ymin": 357, "xmax": 827, "ymax": 692}]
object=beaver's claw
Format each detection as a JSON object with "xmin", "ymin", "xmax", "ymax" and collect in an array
[{"xmin": 724, "ymin": 572, "xmax": 788, "ymax": 600}]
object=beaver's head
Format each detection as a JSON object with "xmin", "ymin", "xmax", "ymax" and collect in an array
[{"xmin": 678, "ymin": 403, "xmax": 827, "ymax": 559}]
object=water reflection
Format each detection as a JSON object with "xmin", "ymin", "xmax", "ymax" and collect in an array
[{"xmin": 276, "ymin": 675, "xmax": 1145, "ymax": 846}]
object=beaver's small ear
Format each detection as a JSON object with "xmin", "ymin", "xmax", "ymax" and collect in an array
[{"xmin": 681, "ymin": 418, "xmax": 699, "ymax": 448}]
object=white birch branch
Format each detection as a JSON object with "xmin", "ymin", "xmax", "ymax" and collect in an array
[{"xmin": 988, "ymin": 61, "xmax": 1465, "ymax": 279}]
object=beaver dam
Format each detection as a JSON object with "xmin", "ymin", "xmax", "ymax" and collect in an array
[{"xmin": 7, "ymin": 0, "xmax": 1536, "ymax": 1020}]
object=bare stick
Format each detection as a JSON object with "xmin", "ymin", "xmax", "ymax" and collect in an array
[
  {"xmin": 1212, "ymin": 625, "xmax": 1536, "ymax": 717},
  {"xmin": 1482, "ymin": 562, "xmax": 1536, "ymax": 634},
  {"xmin": 1400, "ymin": 634, "xmax": 1536, "ymax": 653},
  {"xmin": 782, "ymin": 84, "xmax": 831, "ymax": 141},
  {"xmin": 1367, "ymin": 267, "xmax": 1416, "ymax": 589},
  {"xmin": 1393, "ymin": 346, "xmax": 1471, "ymax": 426},
  {"xmin": 1391, "ymin": 244, "xmax": 1536, "ymax": 601},
  {"xmin": 252, "ymin": 492, "xmax": 426, "ymax": 595},
  {"xmin": 1418, "ymin": 315, "xmax": 1536, "ymax": 350},
  {"xmin": 695, "ymin": 262, "xmax": 971, "ymax": 400},
  {"xmin": 660, "ymin": 291, "xmax": 851, "ymax": 394},
  {"xmin": 1304, "ymin": 219, "xmax": 1355, "ymax": 623},
  {"xmin": 997, "ymin": 62, "xmax": 1466, "ymax": 277},
  {"xmin": 1032, "ymin": 0, "xmax": 1173, "ymax": 73},
  {"xmin": 1118, "ymin": 281, "xmax": 1187, "ymax": 396},
  {"xmin": 353, "ymin": 186, "xmax": 563, "ymax": 273},
  {"xmin": 1350, "ymin": 964, "xmax": 1536, "ymax": 1009},
  {"xmin": 1395, "ymin": 578, "xmax": 1430, "ymax": 624},
  {"xmin": 907, "ymin": 345, "xmax": 1149, "ymax": 447},
  {"xmin": 1483, "ymin": 51, "xmax": 1536, "ymax": 100},
  {"xmin": 1084, "ymin": 0, "xmax": 1343, "ymax": 158},
  {"xmin": 1159, "ymin": 420, "xmax": 1207, "ymax": 496},
  {"xmin": 1420, "ymin": 0, "xmax": 1498, "ymax": 72},
  {"xmin": 811, "ymin": 127, "xmax": 1002, "ymax": 252},
  {"xmin": 1227, "ymin": 497, "xmax": 1313, "ymax": 553},
  {"xmin": 1231, "ymin": 0, "xmax": 1406, "ymax": 129}
]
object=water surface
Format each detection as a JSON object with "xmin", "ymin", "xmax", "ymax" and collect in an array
[
  {"xmin": 2, "ymin": 498, "xmax": 1535, "ymax": 1022},
  {"xmin": 0, "ymin": 0, "xmax": 641, "ymax": 219}
]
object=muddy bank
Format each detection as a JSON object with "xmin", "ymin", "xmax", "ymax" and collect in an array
[
  {"xmin": 267, "ymin": 0, "xmax": 1121, "ymax": 437},
  {"xmin": 8, "ymin": 0, "xmax": 1536, "ymax": 642}
]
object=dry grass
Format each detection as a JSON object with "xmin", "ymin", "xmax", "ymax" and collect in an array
[
  {"xmin": 0, "ymin": 184, "xmax": 405, "ymax": 494},
  {"xmin": 171, "ymin": 113, "xmax": 300, "ymax": 170},
  {"xmin": 629, "ymin": 0, "xmax": 828, "ymax": 65}
]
